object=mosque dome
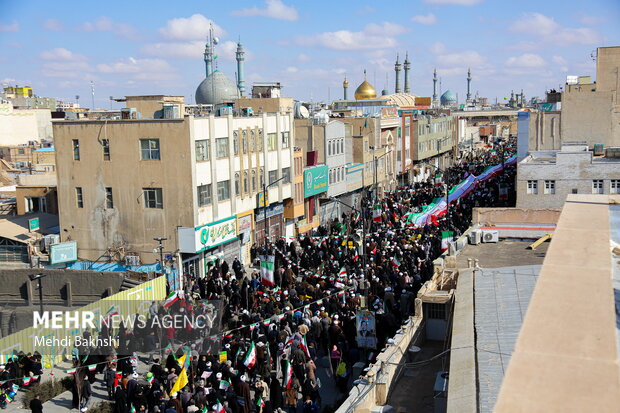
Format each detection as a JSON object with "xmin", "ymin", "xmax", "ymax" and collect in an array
[
  {"xmin": 440, "ymin": 90, "xmax": 457, "ymax": 106},
  {"xmin": 385, "ymin": 93, "xmax": 417, "ymax": 107},
  {"xmin": 354, "ymin": 79, "xmax": 377, "ymax": 100},
  {"xmin": 195, "ymin": 70, "xmax": 240, "ymax": 105}
]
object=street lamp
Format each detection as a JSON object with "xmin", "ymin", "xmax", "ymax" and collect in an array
[
  {"xmin": 262, "ymin": 176, "xmax": 286, "ymax": 248},
  {"xmin": 154, "ymin": 237, "xmax": 167, "ymax": 278},
  {"xmin": 29, "ymin": 273, "xmax": 47, "ymax": 315}
]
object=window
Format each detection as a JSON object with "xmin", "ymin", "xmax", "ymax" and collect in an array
[
  {"xmin": 267, "ymin": 133, "xmax": 277, "ymax": 151},
  {"xmin": 195, "ymin": 140, "xmax": 210, "ymax": 161},
  {"xmin": 295, "ymin": 182, "xmax": 303, "ymax": 204},
  {"xmin": 269, "ymin": 170, "xmax": 279, "ymax": 185},
  {"xmin": 242, "ymin": 131, "xmax": 248, "ymax": 153},
  {"xmin": 217, "ymin": 180, "xmax": 230, "ymax": 201},
  {"xmin": 282, "ymin": 167, "xmax": 291, "ymax": 184},
  {"xmin": 592, "ymin": 179, "xmax": 604, "ymax": 194},
  {"xmin": 140, "ymin": 139, "xmax": 160, "ymax": 160},
  {"xmin": 216, "ymin": 137, "xmax": 229, "ymax": 158},
  {"xmin": 527, "ymin": 180, "xmax": 538, "ymax": 194},
  {"xmin": 544, "ymin": 180, "xmax": 555, "ymax": 195},
  {"xmin": 102, "ymin": 139, "xmax": 110, "ymax": 161},
  {"xmin": 18, "ymin": 148, "xmax": 25, "ymax": 155},
  {"xmin": 72, "ymin": 139, "xmax": 80, "ymax": 160},
  {"xmin": 329, "ymin": 170, "xmax": 333, "ymax": 184},
  {"xmin": 328, "ymin": 142, "xmax": 332, "ymax": 156},
  {"xmin": 612, "ymin": 180, "xmax": 620, "ymax": 194},
  {"xmin": 251, "ymin": 170, "xmax": 257, "ymax": 192},
  {"xmin": 281, "ymin": 131, "xmax": 290, "ymax": 149},
  {"xmin": 143, "ymin": 188, "xmax": 163, "ymax": 209},
  {"xmin": 104, "ymin": 187, "xmax": 114, "ymax": 209},
  {"xmin": 259, "ymin": 168, "xmax": 264, "ymax": 187},
  {"xmin": 243, "ymin": 172, "xmax": 249, "ymax": 193},
  {"xmin": 233, "ymin": 133, "xmax": 239, "ymax": 155},
  {"xmin": 340, "ymin": 139, "xmax": 344, "ymax": 154},
  {"xmin": 235, "ymin": 173, "xmax": 240, "ymax": 196},
  {"xmin": 249, "ymin": 132, "xmax": 255, "ymax": 153},
  {"xmin": 198, "ymin": 184, "xmax": 212, "ymax": 206},
  {"xmin": 76, "ymin": 187, "xmax": 83, "ymax": 208},
  {"xmin": 258, "ymin": 130, "xmax": 264, "ymax": 151}
]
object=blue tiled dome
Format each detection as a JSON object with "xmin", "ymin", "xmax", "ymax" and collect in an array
[{"xmin": 440, "ymin": 90, "xmax": 457, "ymax": 106}]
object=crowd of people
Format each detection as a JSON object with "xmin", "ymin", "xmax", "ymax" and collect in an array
[{"xmin": 37, "ymin": 140, "xmax": 516, "ymax": 413}]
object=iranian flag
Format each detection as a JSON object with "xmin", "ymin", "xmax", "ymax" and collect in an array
[
  {"xmin": 391, "ymin": 256, "xmax": 401, "ymax": 268},
  {"xmin": 163, "ymin": 291, "xmax": 179, "ymax": 308},
  {"xmin": 441, "ymin": 231, "xmax": 454, "ymax": 252},
  {"xmin": 23, "ymin": 376, "xmax": 32, "ymax": 385},
  {"xmin": 256, "ymin": 397, "xmax": 265, "ymax": 408},
  {"xmin": 88, "ymin": 365, "xmax": 96, "ymax": 371},
  {"xmin": 338, "ymin": 267, "xmax": 347, "ymax": 278},
  {"xmin": 372, "ymin": 205, "xmax": 382, "ymax": 223},
  {"xmin": 130, "ymin": 405, "xmax": 136, "ymax": 413},
  {"xmin": 243, "ymin": 342, "xmax": 257, "ymax": 369},
  {"xmin": 300, "ymin": 335, "xmax": 311, "ymax": 359},
  {"xmin": 215, "ymin": 400, "xmax": 226, "ymax": 413},
  {"xmin": 284, "ymin": 360, "xmax": 294, "ymax": 388},
  {"xmin": 67, "ymin": 368, "xmax": 76, "ymax": 375},
  {"xmin": 259, "ymin": 255, "xmax": 276, "ymax": 287}
]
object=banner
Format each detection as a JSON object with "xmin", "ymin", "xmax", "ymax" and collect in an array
[
  {"xmin": 259, "ymin": 255, "xmax": 275, "ymax": 287},
  {"xmin": 356, "ymin": 311, "xmax": 377, "ymax": 349},
  {"xmin": 406, "ymin": 157, "xmax": 517, "ymax": 228}
]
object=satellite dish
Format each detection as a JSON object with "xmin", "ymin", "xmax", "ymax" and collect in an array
[
  {"xmin": 213, "ymin": 37, "xmax": 219, "ymax": 45},
  {"xmin": 299, "ymin": 106, "xmax": 309, "ymax": 118}
]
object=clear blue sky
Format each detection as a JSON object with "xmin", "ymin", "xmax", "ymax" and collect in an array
[{"xmin": 1, "ymin": 0, "xmax": 618, "ymax": 108}]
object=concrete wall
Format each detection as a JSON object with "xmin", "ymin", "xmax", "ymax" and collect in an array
[
  {"xmin": 516, "ymin": 151, "xmax": 620, "ymax": 208},
  {"xmin": 472, "ymin": 208, "xmax": 561, "ymax": 226},
  {"xmin": 561, "ymin": 86, "xmax": 616, "ymax": 147},
  {"xmin": 0, "ymin": 269, "xmax": 125, "ymax": 307},
  {"xmin": 125, "ymin": 95, "xmax": 185, "ymax": 119},
  {"xmin": 0, "ymin": 105, "xmax": 40, "ymax": 146},
  {"xmin": 527, "ymin": 111, "xmax": 561, "ymax": 151},
  {"xmin": 595, "ymin": 46, "xmax": 620, "ymax": 92},
  {"xmin": 54, "ymin": 118, "xmax": 194, "ymax": 261}
]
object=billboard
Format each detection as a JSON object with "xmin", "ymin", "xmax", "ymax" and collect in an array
[
  {"xmin": 304, "ymin": 165, "xmax": 328, "ymax": 198},
  {"xmin": 50, "ymin": 241, "xmax": 77, "ymax": 265}
]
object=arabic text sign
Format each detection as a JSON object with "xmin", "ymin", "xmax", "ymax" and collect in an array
[
  {"xmin": 304, "ymin": 165, "xmax": 328, "ymax": 198},
  {"xmin": 194, "ymin": 216, "xmax": 237, "ymax": 253}
]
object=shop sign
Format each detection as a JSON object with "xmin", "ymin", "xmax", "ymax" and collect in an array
[
  {"xmin": 255, "ymin": 203, "xmax": 284, "ymax": 222},
  {"xmin": 304, "ymin": 165, "xmax": 328, "ymax": 198},
  {"xmin": 194, "ymin": 217, "xmax": 237, "ymax": 253}
]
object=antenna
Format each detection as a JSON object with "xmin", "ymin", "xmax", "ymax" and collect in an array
[{"xmin": 90, "ymin": 80, "xmax": 95, "ymax": 110}]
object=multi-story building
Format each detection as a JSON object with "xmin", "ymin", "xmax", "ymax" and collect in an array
[
  {"xmin": 519, "ymin": 45, "xmax": 620, "ymax": 157},
  {"xmin": 516, "ymin": 142, "xmax": 620, "ymax": 209},
  {"xmin": 54, "ymin": 101, "xmax": 293, "ymax": 273}
]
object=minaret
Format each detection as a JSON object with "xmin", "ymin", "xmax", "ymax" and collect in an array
[
  {"xmin": 432, "ymin": 68, "xmax": 438, "ymax": 107},
  {"xmin": 236, "ymin": 40, "xmax": 245, "ymax": 97},
  {"xmin": 466, "ymin": 67, "xmax": 472, "ymax": 102},
  {"xmin": 394, "ymin": 54, "xmax": 402, "ymax": 93},
  {"xmin": 204, "ymin": 24, "xmax": 214, "ymax": 77},
  {"xmin": 404, "ymin": 52, "xmax": 411, "ymax": 94},
  {"xmin": 343, "ymin": 77, "xmax": 349, "ymax": 100}
]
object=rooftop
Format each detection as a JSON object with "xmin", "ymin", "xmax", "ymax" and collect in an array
[
  {"xmin": 448, "ymin": 240, "xmax": 549, "ymax": 413},
  {"xmin": 494, "ymin": 195, "xmax": 620, "ymax": 412}
]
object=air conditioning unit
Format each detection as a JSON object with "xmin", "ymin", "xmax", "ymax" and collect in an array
[
  {"xmin": 469, "ymin": 230, "xmax": 481, "ymax": 245},
  {"xmin": 124, "ymin": 255, "xmax": 141, "ymax": 266},
  {"xmin": 482, "ymin": 230, "xmax": 499, "ymax": 243},
  {"xmin": 43, "ymin": 234, "xmax": 60, "ymax": 250}
]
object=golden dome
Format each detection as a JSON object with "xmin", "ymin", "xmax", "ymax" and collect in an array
[
  {"xmin": 354, "ymin": 79, "xmax": 377, "ymax": 100},
  {"xmin": 343, "ymin": 77, "xmax": 349, "ymax": 87}
]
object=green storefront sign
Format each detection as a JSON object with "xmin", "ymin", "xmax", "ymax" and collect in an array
[
  {"xmin": 304, "ymin": 165, "xmax": 328, "ymax": 198},
  {"xmin": 28, "ymin": 217, "xmax": 39, "ymax": 232},
  {"xmin": 50, "ymin": 241, "xmax": 78, "ymax": 265},
  {"xmin": 195, "ymin": 216, "xmax": 237, "ymax": 253}
]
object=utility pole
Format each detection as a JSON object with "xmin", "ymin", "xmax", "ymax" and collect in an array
[
  {"xmin": 90, "ymin": 81, "xmax": 95, "ymax": 111},
  {"xmin": 29, "ymin": 273, "xmax": 47, "ymax": 315}
]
